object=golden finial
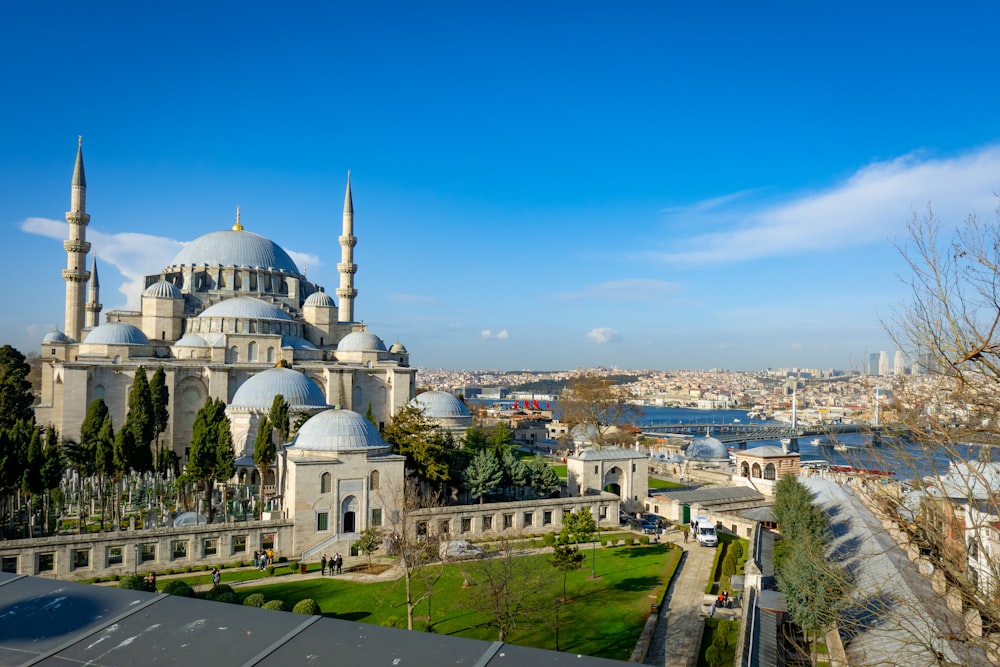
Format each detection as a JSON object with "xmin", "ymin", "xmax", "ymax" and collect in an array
[{"xmin": 232, "ymin": 205, "xmax": 243, "ymax": 231}]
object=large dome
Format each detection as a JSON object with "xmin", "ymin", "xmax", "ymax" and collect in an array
[
  {"xmin": 83, "ymin": 322, "xmax": 150, "ymax": 346},
  {"xmin": 231, "ymin": 368, "xmax": 328, "ymax": 410},
  {"xmin": 167, "ymin": 230, "xmax": 301, "ymax": 275},
  {"xmin": 197, "ymin": 297, "xmax": 293, "ymax": 321},
  {"xmin": 411, "ymin": 391, "xmax": 470, "ymax": 419},
  {"xmin": 143, "ymin": 280, "xmax": 182, "ymax": 299},
  {"xmin": 290, "ymin": 409, "xmax": 388, "ymax": 452}
]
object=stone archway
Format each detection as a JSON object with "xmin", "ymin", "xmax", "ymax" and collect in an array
[
  {"xmin": 342, "ymin": 495, "xmax": 359, "ymax": 533},
  {"xmin": 603, "ymin": 466, "xmax": 625, "ymax": 496}
]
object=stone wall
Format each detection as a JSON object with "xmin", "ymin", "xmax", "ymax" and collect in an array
[{"xmin": 0, "ymin": 519, "xmax": 293, "ymax": 581}]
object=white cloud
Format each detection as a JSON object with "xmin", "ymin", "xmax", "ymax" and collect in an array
[
  {"xmin": 286, "ymin": 250, "xmax": 322, "ymax": 275},
  {"xmin": 481, "ymin": 328, "xmax": 510, "ymax": 340},
  {"xmin": 480, "ymin": 329, "xmax": 493, "ymax": 339},
  {"xmin": 552, "ymin": 278, "xmax": 680, "ymax": 301},
  {"xmin": 585, "ymin": 327, "xmax": 621, "ymax": 344},
  {"xmin": 642, "ymin": 144, "xmax": 1000, "ymax": 265},
  {"xmin": 496, "ymin": 329, "xmax": 509, "ymax": 340}
]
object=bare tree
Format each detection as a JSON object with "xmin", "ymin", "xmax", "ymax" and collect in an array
[
  {"xmin": 559, "ymin": 374, "xmax": 638, "ymax": 446},
  {"xmin": 378, "ymin": 477, "xmax": 445, "ymax": 631},
  {"xmin": 461, "ymin": 538, "xmax": 548, "ymax": 642}
]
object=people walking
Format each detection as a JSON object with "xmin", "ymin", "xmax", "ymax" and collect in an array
[
  {"xmin": 321, "ymin": 554, "xmax": 327, "ymax": 575},
  {"xmin": 212, "ymin": 567, "xmax": 221, "ymax": 587}
]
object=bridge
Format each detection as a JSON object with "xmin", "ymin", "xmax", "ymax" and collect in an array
[{"xmin": 639, "ymin": 421, "xmax": 870, "ymax": 446}]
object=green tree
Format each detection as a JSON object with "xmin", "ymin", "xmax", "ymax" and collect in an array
[
  {"xmin": 41, "ymin": 426, "xmax": 65, "ymax": 534},
  {"xmin": 365, "ymin": 402, "xmax": 376, "ymax": 426},
  {"xmin": 549, "ymin": 542, "xmax": 585, "ymax": 601},
  {"xmin": 0, "ymin": 345, "xmax": 34, "ymax": 430},
  {"xmin": 186, "ymin": 397, "xmax": 236, "ymax": 523},
  {"xmin": 561, "ymin": 508, "xmax": 597, "ymax": 546},
  {"xmin": 270, "ymin": 394, "xmax": 290, "ymax": 444},
  {"xmin": 462, "ymin": 426, "xmax": 490, "ymax": 452},
  {"xmin": 124, "ymin": 367, "xmax": 155, "ymax": 473},
  {"xmin": 463, "ymin": 448, "xmax": 502, "ymax": 503},
  {"xmin": 491, "ymin": 421, "xmax": 513, "ymax": 453},
  {"xmin": 499, "ymin": 449, "xmax": 528, "ymax": 500},
  {"xmin": 526, "ymin": 456, "xmax": 560, "ymax": 498},
  {"xmin": 383, "ymin": 405, "xmax": 449, "ymax": 484},
  {"xmin": 149, "ymin": 367, "xmax": 169, "ymax": 472},
  {"xmin": 354, "ymin": 526, "xmax": 382, "ymax": 568},
  {"xmin": 253, "ymin": 414, "xmax": 275, "ymax": 513},
  {"xmin": 21, "ymin": 426, "xmax": 44, "ymax": 534}
]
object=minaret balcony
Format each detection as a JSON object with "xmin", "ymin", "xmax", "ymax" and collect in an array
[{"xmin": 63, "ymin": 239, "xmax": 92, "ymax": 254}]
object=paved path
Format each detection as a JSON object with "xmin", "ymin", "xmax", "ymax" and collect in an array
[{"xmin": 644, "ymin": 532, "xmax": 720, "ymax": 667}]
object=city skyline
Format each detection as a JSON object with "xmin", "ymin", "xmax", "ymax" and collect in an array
[{"xmin": 4, "ymin": 3, "xmax": 1000, "ymax": 371}]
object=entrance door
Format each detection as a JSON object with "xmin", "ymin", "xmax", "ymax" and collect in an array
[{"xmin": 682, "ymin": 504, "xmax": 690, "ymax": 524}]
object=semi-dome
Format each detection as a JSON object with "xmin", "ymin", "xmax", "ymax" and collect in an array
[
  {"xmin": 83, "ymin": 322, "xmax": 150, "ymax": 346},
  {"xmin": 290, "ymin": 409, "xmax": 389, "ymax": 452},
  {"xmin": 143, "ymin": 280, "xmax": 183, "ymax": 299},
  {"xmin": 231, "ymin": 367, "xmax": 328, "ymax": 410},
  {"xmin": 42, "ymin": 329, "xmax": 72, "ymax": 344},
  {"xmin": 173, "ymin": 334, "xmax": 209, "ymax": 347},
  {"xmin": 411, "ymin": 391, "xmax": 470, "ymax": 419},
  {"xmin": 167, "ymin": 229, "xmax": 301, "ymax": 275},
  {"xmin": 337, "ymin": 330, "xmax": 387, "ymax": 352},
  {"xmin": 389, "ymin": 341, "xmax": 408, "ymax": 354},
  {"xmin": 685, "ymin": 432, "xmax": 729, "ymax": 462},
  {"xmin": 304, "ymin": 291, "xmax": 335, "ymax": 307},
  {"xmin": 197, "ymin": 297, "xmax": 293, "ymax": 321},
  {"xmin": 281, "ymin": 335, "xmax": 319, "ymax": 350}
]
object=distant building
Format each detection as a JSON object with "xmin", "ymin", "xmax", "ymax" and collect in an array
[
  {"xmin": 879, "ymin": 350, "xmax": 890, "ymax": 376},
  {"xmin": 894, "ymin": 349, "xmax": 906, "ymax": 376}
]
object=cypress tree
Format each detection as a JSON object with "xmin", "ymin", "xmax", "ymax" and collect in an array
[
  {"xmin": 125, "ymin": 367, "xmax": 155, "ymax": 473},
  {"xmin": 253, "ymin": 415, "xmax": 275, "ymax": 512},
  {"xmin": 0, "ymin": 345, "xmax": 34, "ymax": 430}
]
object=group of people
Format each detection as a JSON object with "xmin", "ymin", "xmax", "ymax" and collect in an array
[
  {"xmin": 321, "ymin": 553, "xmax": 343, "ymax": 575},
  {"xmin": 211, "ymin": 567, "xmax": 221, "ymax": 587},
  {"xmin": 715, "ymin": 590, "xmax": 733, "ymax": 609},
  {"xmin": 253, "ymin": 548, "xmax": 275, "ymax": 570}
]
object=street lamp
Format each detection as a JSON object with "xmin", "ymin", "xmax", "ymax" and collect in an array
[
  {"xmin": 134, "ymin": 544, "xmax": 139, "ymax": 575},
  {"xmin": 555, "ymin": 597, "xmax": 561, "ymax": 651}
]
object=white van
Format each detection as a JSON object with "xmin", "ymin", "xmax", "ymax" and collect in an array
[
  {"xmin": 439, "ymin": 540, "xmax": 485, "ymax": 561},
  {"xmin": 693, "ymin": 516, "xmax": 718, "ymax": 547}
]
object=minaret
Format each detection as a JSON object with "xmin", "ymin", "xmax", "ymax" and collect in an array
[
  {"xmin": 84, "ymin": 254, "xmax": 102, "ymax": 329},
  {"xmin": 336, "ymin": 172, "xmax": 357, "ymax": 322},
  {"xmin": 63, "ymin": 137, "xmax": 91, "ymax": 341}
]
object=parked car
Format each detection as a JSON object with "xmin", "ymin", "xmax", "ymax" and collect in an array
[
  {"xmin": 619, "ymin": 511, "xmax": 631, "ymax": 526},
  {"xmin": 629, "ymin": 518, "xmax": 657, "ymax": 534},
  {"xmin": 439, "ymin": 540, "xmax": 485, "ymax": 561}
]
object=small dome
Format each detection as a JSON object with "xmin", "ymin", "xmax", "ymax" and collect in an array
[
  {"xmin": 42, "ymin": 329, "xmax": 72, "ymax": 344},
  {"xmin": 389, "ymin": 341, "xmax": 408, "ymax": 354},
  {"xmin": 337, "ymin": 330, "xmax": 387, "ymax": 352},
  {"xmin": 167, "ymin": 229, "xmax": 301, "ymax": 275},
  {"xmin": 304, "ymin": 291, "xmax": 335, "ymax": 307},
  {"xmin": 231, "ymin": 368, "xmax": 328, "ymax": 410},
  {"xmin": 143, "ymin": 280, "xmax": 183, "ymax": 299},
  {"xmin": 197, "ymin": 297, "xmax": 293, "ymax": 321},
  {"xmin": 83, "ymin": 322, "xmax": 150, "ymax": 346},
  {"xmin": 290, "ymin": 409, "xmax": 389, "ymax": 452},
  {"xmin": 281, "ymin": 335, "xmax": 319, "ymax": 350},
  {"xmin": 685, "ymin": 432, "xmax": 729, "ymax": 462},
  {"xmin": 174, "ymin": 334, "xmax": 209, "ymax": 347},
  {"xmin": 411, "ymin": 391, "xmax": 470, "ymax": 419}
]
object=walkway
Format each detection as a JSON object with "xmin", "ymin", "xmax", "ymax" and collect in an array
[{"xmin": 644, "ymin": 532, "xmax": 719, "ymax": 667}]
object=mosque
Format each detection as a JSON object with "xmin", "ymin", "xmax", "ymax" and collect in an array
[{"xmin": 34, "ymin": 140, "xmax": 417, "ymax": 467}]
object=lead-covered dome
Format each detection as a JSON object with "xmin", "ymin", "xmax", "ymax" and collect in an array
[
  {"xmin": 337, "ymin": 330, "xmax": 387, "ymax": 352},
  {"xmin": 290, "ymin": 409, "xmax": 389, "ymax": 452},
  {"xmin": 685, "ymin": 432, "xmax": 729, "ymax": 462},
  {"xmin": 197, "ymin": 297, "xmax": 293, "ymax": 321},
  {"xmin": 166, "ymin": 229, "xmax": 301, "ymax": 275},
  {"xmin": 231, "ymin": 367, "xmax": 328, "ymax": 410},
  {"xmin": 83, "ymin": 322, "xmax": 150, "ymax": 345},
  {"xmin": 304, "ymin": 291, "xmax": 335, "ymax": 307},
  {"xmin": 42, "ymin": 329, "xmax": 73, "ymax": 344},
  {"xmin": 143, "ymin": 280, "xmax": 183, "ymax": 299},
  {"xmin": 411, "ymin": 391, "xmax": 470, "ymax": 419}
]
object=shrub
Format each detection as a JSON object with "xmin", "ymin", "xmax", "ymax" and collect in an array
[
  {"xmin": 639, "ymin": 535, "xmax": 650, "ymax": 545},
  {"xmin": 542, "ymin": 532, "xmax": 556, "ymax": 547},
  {"xmin": 118, "ymin": 574, "xmax": 146, "ymax": 591},
  {"xmin": 730, "ymin": 540, "xmax": 744, "ymax": 560},
  {"xmin": 164, "ymin": 568, "xmax": 175, "ymax": 575},
  {"xmin": 624, "ymin": 535, "xmax": 634, "ymax": 546},
  {"xmin": 600, "ymin": 537, "xmax": 607, "ymax": 547},
  {"xmin": 262, "ymin": 599, "xmax": 284, "ymax": 611},
  {"xmin": 110, "ymin": 574, "xmax": 121, "ymax": 581},
  {"xmin": 705, "ymin": 645, "xmax": 723, "ymax": 667},
  {"xmin": 287, "ymin": 561, "xmax": 298, "ymax": 572},
  {"xmin": 292, "ymin": 598, "xmax": 320, "ymax": 615},
  {"xmin": 277, "ymin": 556, "xmax": 287, "ymax": 563},
  {"xmin": 162, "ymin": 580, "xmax": 195, "ymax": 598},
  {"xmin": 184, "ymin": 566, "xmax": 193, "ymax": 573},
  {"xmin": 214, "ymin": 591, "xmax": 240, "ymax": 604},
  {"xmin": 265, "ymin": 565, "xmax": 276, "ymax": 577},
  {"xmin": 203, "ymin": 584, "xmax": 236, "ymax": 602},
  {"xmin": 721, "ymin": 551, "xmax": 737, "ymax": 582},
  {"xmin": 243, "ymin": 593, "xmax": 266, "ymax": 608}
]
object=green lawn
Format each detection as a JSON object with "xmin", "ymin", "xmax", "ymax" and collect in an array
[
  {"xmin": 648, "ymin": 477, "xmax": 687, "ymax": 490},
  {"xmin": 238, "ymin": 543, "xmax": 680, "ymax": 661}
]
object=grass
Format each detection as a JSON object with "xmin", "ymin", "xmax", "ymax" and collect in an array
[
  {"xmin": 238, "ymin": 543, "xmax": 681, "ymax": 661},
  {"xmin": 648, "ymin": 477, "xmax": 687, "ymax": 490}
]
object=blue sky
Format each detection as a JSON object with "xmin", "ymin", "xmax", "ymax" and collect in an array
[{"xmin": 3, "ymin": 2, "xmax": 1000, "ymax": 372}]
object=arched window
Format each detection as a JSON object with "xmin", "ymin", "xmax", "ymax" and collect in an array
[
  {"xmin": 267, "ymin": 347, "xmax": 275, "ymax": 363},
  {"xmin": 342, "ymin": 495, "xmax": 359, "ymax": 533},
  {"xmin": 320, "ymin": 472, "xmax": 332, "ymax": 494},
  {"xmin": 369, "ymin": 470, "xmax": 380, "ymax": 490},
  {"xmin": 751, "ymin": 463, "xmax": 762, "ymax": 478},
  {"xmin": 248, "ymin": 341, "xmax": 258, "ymax": 362},
  {"xmin": 764, "ymin": 463, "xmax": 776, "ymax": 480},
  {"xmin": 228, "ymin": 346, "xmax": 239, "ymax": 363},
  {"xmin": 969, "ymin": 537, "xmax": 980, "ymax": 560},
  {"xmin": 740, "ymin": 461, "xmax": 750, "ymax": 477}
]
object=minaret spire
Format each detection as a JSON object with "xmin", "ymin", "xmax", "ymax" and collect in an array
[
  {"xmin": 336, "ymin": 171, "xmax": 358, "ymax": 322},
  {"xmin": 232, "ymin": 205, "xmax": 243, "ymax": 231},
  {"xmin": 85, "ymin": 254, "xmax": 102, "ymax": 329},
  {"xmin": 63, "ymin": 136, "xmax": 92, "ymax": 341}
]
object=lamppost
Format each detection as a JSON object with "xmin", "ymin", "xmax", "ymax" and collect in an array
[
  {"xmin": 591, "ymin": 519, "xmax": 600, "ymax": 579},
  {"xmin": 555, "ymin": 597, "xmax": 561, "ymax": 651},
  {"xmin": 134, "ymin": 544, "xmax": 139, "ymax": 575}
]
